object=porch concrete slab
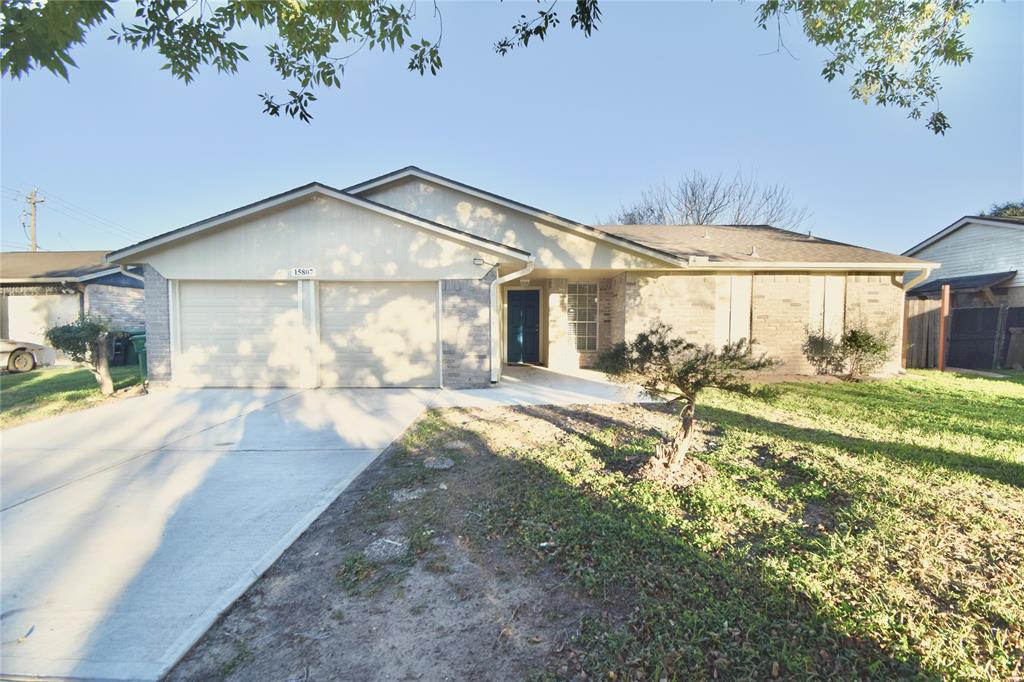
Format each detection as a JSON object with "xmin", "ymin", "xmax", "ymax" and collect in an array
[{"xmin": 433, "ymin": 365, "xmax": 644, "ymax": 409}]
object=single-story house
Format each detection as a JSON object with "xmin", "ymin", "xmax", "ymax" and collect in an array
[
  {"xmin": 107, "ymin": 167, "xmax": 936, "ymax": 389},
  {"xmin": 0, "ymin": 251, "xmax": 145, "ymax": 357},
  {"xmin": 902, "ymin": 215, "xmax": 1023, "ymax": 307}
]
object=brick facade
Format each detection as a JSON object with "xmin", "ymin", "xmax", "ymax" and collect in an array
[
  {"xmin": 441, "ymin": 278, "xmax": 491, "ymax": 388},
  {"xmin": 750, "ymin": 273, "xmax": 815, "ymax": 373},
  {"xmin": 844, "ymin": 273, "xmax": 905, "ymax": 373},
  {"xmin": 87, "ymin": 284, "xmax": 145, "ymax": 330},
  {"xmin": 624, "ymin": 273, "xmax": 719, "ymax": 346},
  {"xmin": 143, "ymin": 265, "xmax": 171, "ymax": 382},
  {"xmin": 583, "ymin": 270, "xmax": 908, "ymax": 377}
]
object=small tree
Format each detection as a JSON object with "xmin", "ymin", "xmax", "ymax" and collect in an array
[
  {"xmin": 45, "ymin": 313, "xmax": 115, "ymax": 395},
  {"xmin": 596, "ymin": 324, "xmax": 776, "ymax": 479}
]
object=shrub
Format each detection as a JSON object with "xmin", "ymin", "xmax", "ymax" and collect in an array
[
  {"xmin": 802, "ymin": 325, "xmax": 895, "ymax": 380},
  {"xmin": 802, "ymin": 329, "xmax": 845, "ymax": 375},
  {"xmin": 840, "ymin": 327, "xmax": 893, "ymax": 379}
]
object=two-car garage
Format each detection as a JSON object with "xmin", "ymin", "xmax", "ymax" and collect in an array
[
  {"xmin": 108, "ymin": 184, "xmax": 530, "ymax": 389},
  {"xmin": 175, "ymin": 280, "xmax": 441, "ymax": 388}
]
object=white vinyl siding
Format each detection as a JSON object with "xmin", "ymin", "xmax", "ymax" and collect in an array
[
  {"xmin": 567, "ymin": 282, "xmax": 598, "ymax": 352},
  {"xmin": 319, "ymin": 282, "xmax": 439, "ymax": 387},
  {"xmin": 175, "ymin": 281, "xmax": 304, "ymax": 387}
]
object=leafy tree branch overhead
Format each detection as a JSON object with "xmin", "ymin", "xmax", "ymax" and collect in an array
[{"xmin": 1, "ymin": 0, "xmax": 976, "ymax": 132}]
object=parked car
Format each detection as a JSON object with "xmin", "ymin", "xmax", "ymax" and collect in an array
[{"xmin": 1, "ymin": 339, "xmax": 53, "ymax": 373}]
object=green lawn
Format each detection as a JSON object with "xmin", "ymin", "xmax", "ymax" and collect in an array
[
  {"xmin": 401, "ymin": 370, "xmax": 1023, "ymax": 680},
  {"xmin": 0, "ymin": 365, "xmax": 142, "ymax": 429}
]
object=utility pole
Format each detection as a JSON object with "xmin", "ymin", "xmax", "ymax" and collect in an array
[{"xmin": 25, "ymin": 189, "xmax": 44, "ymax": 252}]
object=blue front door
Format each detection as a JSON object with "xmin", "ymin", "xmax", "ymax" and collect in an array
[{"xmin": 507, "ymin": 290, "xmax": 540, "ymax": 364}]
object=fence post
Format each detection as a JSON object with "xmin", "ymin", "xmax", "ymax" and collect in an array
[{"xmin": 937, "ymin": 284, "xmax": 950, "ymax": 372}]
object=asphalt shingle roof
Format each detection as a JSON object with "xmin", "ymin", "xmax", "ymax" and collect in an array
[{"xmin": 594, "ymin": 224, "xmax": 930, "ymax": 266}]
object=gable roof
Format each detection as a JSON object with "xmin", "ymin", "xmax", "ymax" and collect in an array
[
  {"xmin": 106, "ymin": 182, "xmax": 532, "ymax": 264},
  {"xmin": 907, "ymin": 270, "xmax": 1017, "ymax": 297},
  {"xmin": 0, "ymin": 251, "xmax": 126, "ymax": 283},
  {"xmin": 344, "ymin": 166, "xmax": 687, "ymax": 267},
  {"xmin": 595, "ymin": 224, "xmax": 934, "ymax": 271},
  {"xmin": 903, "ymin": 215, "xmax": 1024, "ymax": 256}
]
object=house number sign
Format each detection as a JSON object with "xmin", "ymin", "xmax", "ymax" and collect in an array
[{"xmin": 289, "ymin": 267, "xmax": 316, "ymax": 278}]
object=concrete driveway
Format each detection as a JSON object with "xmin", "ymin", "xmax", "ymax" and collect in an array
[{"xmin": 0, "ymin": 367, "xmax": 637, "ymax": 681}]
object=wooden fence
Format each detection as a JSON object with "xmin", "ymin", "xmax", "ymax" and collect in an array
[
  {"xmin": 904, "ymin": 298, "xmax": 941, "ymax": 369},
  {"xmin": 905, "ymin": 299, "xmax": 1024, "ymax": 370}
]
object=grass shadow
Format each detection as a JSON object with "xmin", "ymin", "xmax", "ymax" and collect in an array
[
  {"xmin": 461, "ymin": 406, "xmax": 935, "ymax": 679},
  {"xmin": 701, "ymin": 404, "xmax": 1024, "ymax": 489}
]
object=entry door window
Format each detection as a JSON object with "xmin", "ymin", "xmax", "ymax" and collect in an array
[{"xmin": 567, "ymin": 282, "xmax": 598, "ymax": 352}]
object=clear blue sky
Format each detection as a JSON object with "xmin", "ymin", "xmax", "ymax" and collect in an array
[{"xmin": 1, "ymin": 1, "xmax": 1021, "ymax": 255}]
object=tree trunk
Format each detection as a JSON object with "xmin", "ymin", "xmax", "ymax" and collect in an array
[
  {"xmin": 655, "ymin": 399, "xmax": 696, "ymax": 468},
  {"xmin": 92, "ymin": 335, "xmax": 115, "ymax": 396}
]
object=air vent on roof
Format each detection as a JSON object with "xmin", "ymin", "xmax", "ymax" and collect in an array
[{"xmin": 750, "ymin": 245, "xmax": 759, "ymax": 257}]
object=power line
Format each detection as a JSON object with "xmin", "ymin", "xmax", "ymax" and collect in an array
[
  {"xmin": 40, "ymin": 202, "xmax": 140, "ymax": 243},
  {"xmin": 2, "ymin": 184, "xmax": 145, "ymax": 243},
  {"xmin": 35, "ymin": 187, "xmax": 144, "ymax": 239}
]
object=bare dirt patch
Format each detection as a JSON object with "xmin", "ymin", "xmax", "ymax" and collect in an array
[{"xmin": 167, "ymin": 403, "xmax": 677, "ymax": 682}]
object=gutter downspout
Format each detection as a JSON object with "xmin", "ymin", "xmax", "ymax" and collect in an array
[
  {"xmin": 489, "ymin": 256, "xmax": 536, "ymax": 384},
  {"xmin": 901, "ymin": 267, "xmax": 933, "ymax": 292}
]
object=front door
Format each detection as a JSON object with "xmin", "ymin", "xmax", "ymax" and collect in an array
[{"xmin": 507, "ymin": 290, "xmax": 540, "ymax": 364}]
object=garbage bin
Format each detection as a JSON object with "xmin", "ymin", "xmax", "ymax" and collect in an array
[{"xmin": 129, "ymin": 334, "xmax": 147, "ymax": 379}]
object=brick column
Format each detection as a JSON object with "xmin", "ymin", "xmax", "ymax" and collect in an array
[
  {"xmin": 143, "ymin": 265, "xmax": 171, "ymax": 382},
  {"xmin": 441, "ymin": 279, "xmax": 491, "ymax": 388}
]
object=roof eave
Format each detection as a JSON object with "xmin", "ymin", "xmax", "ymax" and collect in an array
[
  {"xmin": 683, "ymin": 260, "xmax": 939, "ymax": 272},
  {"xmin": 0, "ymin": 266, "xmax": 124, "ymax": 284}
]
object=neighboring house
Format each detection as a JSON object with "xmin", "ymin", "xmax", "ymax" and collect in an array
[
  {"xmin": 0, "ymin": 251, "xmax": 146, "ymax": 357},
  {"xmin": 902, "ymin": 215, "xmax": 1024, "ymax": 307},
  {"xmin": 107, "ymin": 167, "xmax": 934, "ymax": 389}
]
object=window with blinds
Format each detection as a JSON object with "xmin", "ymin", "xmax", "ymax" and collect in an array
[{"xmin": 567, "ymin": 282, "xmax": 598, "ymax": 352}]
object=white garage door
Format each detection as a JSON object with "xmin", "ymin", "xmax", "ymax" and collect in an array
[
  {"xmin": 319, "ymin": 282, "xmax": 439, "ymax": 387},
  {"xmin": 177, "ymin": 281, "xmax": 305, "ymax": 387}
]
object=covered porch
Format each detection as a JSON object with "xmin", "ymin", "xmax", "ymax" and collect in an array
[{"xmin": 496, "ymin": 271, "xmax": 627, "ymax": 375}]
